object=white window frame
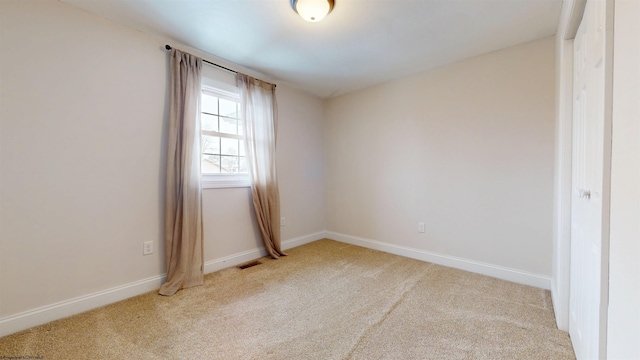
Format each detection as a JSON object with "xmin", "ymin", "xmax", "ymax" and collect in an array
[{"xmin": 200, "ymin": 80, "xmax": 250, "ymax": 190}]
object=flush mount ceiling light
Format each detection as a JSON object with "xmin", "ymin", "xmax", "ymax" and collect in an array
[{"xmin": 291, "ymin": 0, "xmax": 334, "ymax": 22}]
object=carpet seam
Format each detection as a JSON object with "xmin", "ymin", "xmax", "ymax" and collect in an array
[{"xmin": 344, "ymin": 269, "xmax": 428, "ymax": 359}]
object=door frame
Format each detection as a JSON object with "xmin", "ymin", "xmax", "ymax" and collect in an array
[{"xmin": 553, "ymin": 0, "xmax": 587, "ymax": 333}]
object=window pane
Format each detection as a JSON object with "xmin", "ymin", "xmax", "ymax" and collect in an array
[
  {"xmin": 219, "ymin": 98, "xmax": 237, "ymax": 118},
  {"xmin": 202, "ymin": 155, "xmax": 221, "ymax": 174},
  {"xmin": 239, "ymin": 140, "xmax": 246, "ymax": 156},
  {"xmin": 221, "ymin": 156, "xmax": 239, "ymax": 173},
  {"xmin": 202, "ymin": 94, "xmax": 218, "ymax": 114},
  {"xmin": 219, "ymin": 116, "xmax": 238, "ymax": 135},
  {"xmin": 238, "ymin": 122, "xmax": 244, "ymax": 136},
  {"xmin": 202, "ymin": 135, "xmax": 220, "ymax": 155},
  {"xmin": 201, "ymin": 114, "xmax": 218, "ymax": 132},
  {"xmin": 239, "ymin": 157, "xmax": 247, "ymax": 173},
  {"xmin": 221, "ymin": 137, "xmax": 238, "ymax": 156}
]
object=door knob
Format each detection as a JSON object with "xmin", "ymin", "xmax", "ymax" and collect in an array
[{"xmin": 579, "ymin": 189, "xmax": 591, "ymax": 199}]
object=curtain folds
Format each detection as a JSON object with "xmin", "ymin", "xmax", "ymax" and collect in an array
[
  {"xmin": 237, "ymin": 74, "xmax": 286, "ymax": 259},
  {"xmin": 159, "ymin": 49, "xmax": 204, "ymax": 296}
]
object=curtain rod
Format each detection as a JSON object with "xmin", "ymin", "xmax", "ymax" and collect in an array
[{"xmin": 164, "ymin": 45, "xmax": 275, "ymax": 87}]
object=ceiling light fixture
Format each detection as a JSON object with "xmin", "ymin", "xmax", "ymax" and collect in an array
[{"xmin": 291, "ymin": 0, "xmax": 334, "ymax": 22}]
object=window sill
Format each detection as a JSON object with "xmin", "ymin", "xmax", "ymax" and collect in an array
[{"xmin": 202, "ymin": 174, "xmax": 251, "ymax": 189}]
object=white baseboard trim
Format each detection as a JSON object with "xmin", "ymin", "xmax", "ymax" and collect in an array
[
  {"xmin": 2, "ymin": 231, "xmax": 545, "ymax": 337},
  {"xmin": 325, "ymin": 231, "xmax": 551, "ymax": 290},
  {"xmin": 282, "ymin": 231, "xmax": 327, "ymax": 250},
  {"xmin": 204, "ymin": 248, "xmax": 269, "ymax": 274},
  {"xmin": 0, "ymin": 231, "xmax": 326, "ymax": 338},
  {"xmin": 203, "ymin": 231, "xmax": 326, "ymax": 274},
  {"xmin": 0, "ymin": 274, "xmax": 165, "ymax": 338}
]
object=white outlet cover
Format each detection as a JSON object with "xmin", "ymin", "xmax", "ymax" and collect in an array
[{"xmin": 143, "ymin": 241, "xmax": 153, "ymax": 255}]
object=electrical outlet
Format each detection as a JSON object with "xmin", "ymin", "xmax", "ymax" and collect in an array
[
  {"xmin": 418, "ymin": 222, "xmax": 425, "ymax": 233},
  {"xmin": 143, "ymin": 241, "xmax": 153, "ymax": 255},
  {"xmin": 281, "ymin": 217, "xmax": 286, "ymax": 226}
]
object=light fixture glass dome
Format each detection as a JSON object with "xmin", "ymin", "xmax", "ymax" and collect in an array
[{"xmin": 291, "ymin": 0, "xmax": 334, "ymax": 22}]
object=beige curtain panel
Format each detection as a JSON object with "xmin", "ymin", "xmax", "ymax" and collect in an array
[
  {"xmin": 160, "ymin": 49, "xmax": 205, "ymax": 296},
  {"xmin": 238, "ymin": 73, "xmax": 286, "ymax": 259}
]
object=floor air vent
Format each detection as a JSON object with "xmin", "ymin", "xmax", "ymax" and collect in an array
[{"xmin": 238, "ymin": 260, "xmax": 261, "ymax": 270}]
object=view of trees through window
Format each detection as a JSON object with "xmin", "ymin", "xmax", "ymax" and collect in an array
[{"xmin": 201, "ymin": 90, "xmax": 247, "ymax": 174}]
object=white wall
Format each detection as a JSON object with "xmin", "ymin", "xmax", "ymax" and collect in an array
[
  {"xmin": 0, "ymin": 0, "xmax": 325, "ymax": 334},
  {"xmin": 0, "ymin": 0, "xmax": 168, "ymax": 318},
  {"xmin": 325, "ymin": 37, "xmax": 556, "ymax": 277},
  {"xmin": 607, "ymin": 0, "xmax": 640, "ymax": 357},
  {"xmin": 277, "ymin": 86, "xmax": 326, "ymax": 240}
]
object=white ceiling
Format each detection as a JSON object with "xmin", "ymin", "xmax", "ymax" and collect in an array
[{"xmin": 61, "ymin": 0, "xmax": 562, "ymax": 98}]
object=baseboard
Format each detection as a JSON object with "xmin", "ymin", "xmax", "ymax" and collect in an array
[
  {"xmin": 325, "ymin": 231, "xmax": 551, "ymax": 290},
  {"xmin": 282, "ymin": 231, "xmax": 326, "ymax": 250},
  {"xmin": 0, "ymin": 231, "xmax": 326, "ymax": 338},
  {"xmin": 0, "ymin": 275, "xmax": 165, "ymax": 338},
  {"xmin": 1, "ymin": 230, "xmax": 547, "ymax": 338},
  {"xmin": 203, "ymin": 231, "xmax": 326, "ymax": 274}
]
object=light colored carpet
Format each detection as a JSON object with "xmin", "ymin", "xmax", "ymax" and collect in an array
[{"xmin": 0, "ymin": 239, "xmax": 575, "ymax": 359}]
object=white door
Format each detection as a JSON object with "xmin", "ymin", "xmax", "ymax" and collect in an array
[{"xmin": 570, "ymin": 0, "xmax": 608, "ymax": 359}]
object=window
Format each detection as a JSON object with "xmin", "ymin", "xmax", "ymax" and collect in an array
[
  {"xmin": 201, "ymin": 88, "xmax": 246, "ymax": 173},
  {"xmin": 200, "ymin": 85, "xmax": 250, "ymax": 188},
  {"xmin": 199, "ymin": 65, "xmax": 250, "ymax": 189}
]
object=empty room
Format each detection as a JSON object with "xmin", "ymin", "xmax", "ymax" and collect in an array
[{"xmin": 0, "ymin": 0, "xmax": 638, "ymax": 359}]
